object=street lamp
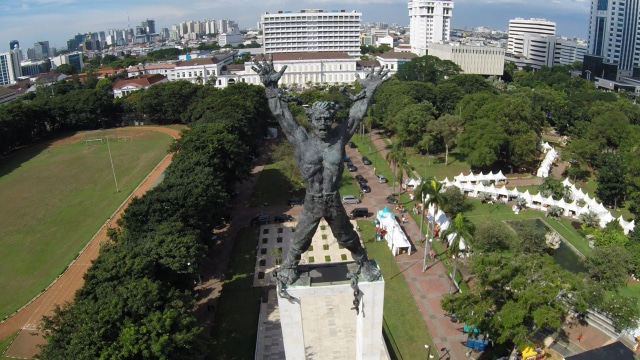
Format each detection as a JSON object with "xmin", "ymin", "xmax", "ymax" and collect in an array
[
  {"xmin": 424, "ymin": 345, "xmax": 434, "ymax": 359},
  {"xmin": 100, "ymin": 121, "xmax": 119, "ymax": 193}
]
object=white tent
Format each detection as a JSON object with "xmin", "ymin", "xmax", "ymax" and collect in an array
[
  {"xmin": 562, "ymin": 177, "xmax": 572, "ymax": 188},
  {"xmin": 454, "ymin": 172, "xmax": 467, "ymax": 183},
  {"xmin": 509, "ymin": 187, "xmax": 520, "ymax": 199},
  {"xmin": 497, "ymin": 186, "xmax": 510, "ymax": 199},
  {"xmin": 599, "ymin": 211, "xmax": 615, "ymax": 228},
  {"xmin": 541, "ymin": 141, "xmax": 553, "ymax": 152},
  {"xmin": 494, "ymin": 170, "xmax": 507, "ymax": 183},
  {"xmin": 573, "ymin": 188, "xmax": 586, "ymax": 201},
  {"xmin": 475, "ymin": 172, "xmax": 488, "ymax": 183},
  {"xmin": 567, "ymin": 201, "xmax": 580, "ymax": 217},
  {"xmin": 543, "ymin": 195, "xmax": 556, "ymax": 207},
  {"xmin": 555, "ymin": 198, "xmax": 569, "ymax": 216},
  {"xmin": 521, "ymin": 190, "xmax": 533, "ymax": 207},
  {"xmin": 466, "ymin": 173, "xmax": 478, "ymax": 184},
  {"xmin": 485, "ymin": 184, "xmax": 498, "ymax": 198},
  {"xmin": 406, "ymin": 178, "xmax": 421, "ymax": 189},
  {"xmin": 532, "ymin": 192, "xmax": 544, "ymax": 208},
  {"xmin": 446, "ymin": 232, "xmax": 466, "ymax": 251},
  {"xmin": 377, "ymin": 208, "xmax": 412, "ymax": 256}
]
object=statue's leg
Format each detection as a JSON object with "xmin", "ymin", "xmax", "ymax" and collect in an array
[
  {"xmin": 325, "ymin": 196, "xmax": 381, "ymax": 282},
  {"xmin": 277, "ymin": 201, "xmax": 321, "ymax": 285}
]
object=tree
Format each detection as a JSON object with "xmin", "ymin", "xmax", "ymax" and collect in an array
[
  {"xmin": 414, "ymin": 177, "xmax": 448, "ymax": 244},
  {"xmin": 510, "ymin": 220, "xmax": 549, "ymax": 255},
  {"xmin": 473, "ymin": 222, "xmax": 514, "ymax": 253},
  {"xmin": 441, "ymin": 252, "xmax": 586, "ymax": 346},
  {"xmin": 441, "ymin": 186, "xmax": 467, "ymax": 216},
  {"xmin": 440, "ymin": 213, "xmax": 474, "ymax": 294},
  {"xmin": 596, "ymin": 153, "xmax": 627, "ymax": 208},
  {"xmin": 385, "ymin": 142, "xmax": 408, "ymax": 195},
  {"xmin": 54, "ymin": 63, "xmax": 76, "ymax": 75},
  {"xmin": 396, "ymin": 55, "xmax": 462, "ymax": 84},
  {"xmin": 428, "ymin": 114, "xmax": 463, "ymax": 166},
  {"xmin": 586, "ymin": 245, "xmax": 632, "ymax": 291}
]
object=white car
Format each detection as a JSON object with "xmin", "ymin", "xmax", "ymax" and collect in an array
[{"xmin": 342, "ymin": 195, "xmax": 361, "ymax": 204}]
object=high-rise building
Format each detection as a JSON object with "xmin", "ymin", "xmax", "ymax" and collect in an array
[
  {"xmin": 408, "ymin": 0, "xmax": 453, "ymax": 56},
  {"xmin": 0, "ymin": 49, "xmax": 22, "ymax": 85},
  {"xmin": 9, "ymin": 40, "xmax": 19, "ymax": 51},
  {"xmin": 507, "ymin": 18, "xmax": 556, "ymax": 55},
  {"xmin": 261, "ymin": 9, "xmax": 362, "ymax": 56},
  {"xmin": 142, "ymin": 19, "xmax": 156, "ymax": 34},
  {"xmin": 584, "ymin": 0, "xmax": 640, "ymax": 81},
  {"xmin": 33, "ymin": 41, "xmax": 50, "ymax": 59}
]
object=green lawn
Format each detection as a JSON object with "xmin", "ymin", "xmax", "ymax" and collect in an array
[
  {"xmin": 208, "ymin": 227, "xmax": 262, "ymax": 359},
  {"xmin": 0, "ymin": 129, "xmax": 173, "ymax": 319},
  {"xmin": 0, "ymin": 331, "xmax": 18, "ymax": 360}
]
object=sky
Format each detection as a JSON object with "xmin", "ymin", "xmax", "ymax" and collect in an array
[{"xmin": 0, "ymin": 0, "xmax": 592, "ymax": 53}]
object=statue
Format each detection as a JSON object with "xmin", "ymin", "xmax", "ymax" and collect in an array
[{"xmin": 253, "ymin": 55, "xmax": 389, "ymax": 287}]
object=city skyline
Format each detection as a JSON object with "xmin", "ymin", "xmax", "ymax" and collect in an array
[{"xmin": 1, "ymin": 0, "xmax": 591, "ymax": 53}]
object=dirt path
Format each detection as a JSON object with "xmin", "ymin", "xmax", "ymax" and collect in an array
[{"xmin": 0, "ymin": 126, "xmax": 182, "ymax": 358}]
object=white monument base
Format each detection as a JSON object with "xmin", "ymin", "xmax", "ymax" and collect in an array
[{"xmin": 277, "ymin": 262, "xmax": 385, "ymax": 360}]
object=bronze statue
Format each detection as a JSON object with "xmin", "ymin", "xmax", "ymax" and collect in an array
[{"xmin": 253, "ymin": 55, "xmax": 388, "ymax": 286}]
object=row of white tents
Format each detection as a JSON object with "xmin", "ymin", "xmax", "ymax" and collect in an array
[
  {"xmin": 438, "ymin": 173, "xmax": 636, "ymax": 234},
  {"xmin": 536, "ymin": 145, "xmax": 558, "ymax": 178}
]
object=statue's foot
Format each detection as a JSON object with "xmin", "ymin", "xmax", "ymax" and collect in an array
[
  {"xmin": 275, "ymin": 266, "xmax": 299, "ymax": 285},
  {"xmin": 359, "ymin": 259, "xmax": 381, "ymax": 282}
]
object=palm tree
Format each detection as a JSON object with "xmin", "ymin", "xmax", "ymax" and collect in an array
[
  {"xmin": 415, "ymin": 177, "xmax": 448, "ymax": 272},
  {"xmin": 579, "ymin": 211, "xmax": 600, "ymax": 228},
  {"xmin": 440, "ymin": 213, "xmax": 474, "ymax": 294},
  {"xmin": 385, "ymin": 142, "xmax": 408, "ymax": 195}
]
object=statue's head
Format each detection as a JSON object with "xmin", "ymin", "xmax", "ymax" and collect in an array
[{"xmin": 308, "ymin": 101, "xmax": 338, "ymax": 141}]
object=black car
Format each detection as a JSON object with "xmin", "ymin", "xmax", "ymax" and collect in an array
[
  {"xmin": 349, "ymin": 207, "xmax": 369, "ymax": 218},
  {"xmin": 347, "ymin": 162, "xmax": 357, "ymax": 172},
  {"xmin": 362, "ymin": 156, "xmax": 372, "ymax": 165},
  {"xmin": 359, "ymin": 183, "xmax": 371, "ymax": 193},
  {"xmin": 288, "ymin": 197, "xmax": 303, "ymax": 206},
  {"xmin": 386, "ymin": 195, "xmax": 398, "ymax": 204},
  {"xmin": 354, "ymin": 174, "xmax": 366, "ymax": 183},
  {"xmin": 274, "ymin": 214, "xmax": 294, "ymax": 223},
  {"xmin": 348, "ymin": 141, "xmax": 357, "ymax": 148},
  {"xmin": 343, "ymin": 155, "xmax": 350, "ymax": 162},
  {"xmin": 250, "ymin": 214, "xmax": 270, "ymax": 226}
]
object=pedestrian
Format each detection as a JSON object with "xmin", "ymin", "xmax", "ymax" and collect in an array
[{"xmin": 577, "ymin": 333, "xmax": 583, "ymax": 343}]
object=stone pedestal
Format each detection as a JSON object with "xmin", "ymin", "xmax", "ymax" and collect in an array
[{"xmin": 277, "ymin": 262, "xmax": 385, "ymax": 360}]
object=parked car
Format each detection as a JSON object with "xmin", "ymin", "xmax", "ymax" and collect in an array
[
  {"xmin": 348, "ymin": 141, "xmax": 357, "ymax": 148},
  {"xmin": 288, "ymin": 197, "xmax": 303, "ymax": 206},
  {"xmin": 362, "ymin": 156, "xmax": 372, "ymax": 165},
  {"xmin": 359, "ymin": 183, "xmax": 371, "ymax": 193},
  {"xmin": 376, "ymin": 174, "xmax": 388, "ymax": 183},
  {"xmin": 354, "ymin": 174, "xmax": 366, "ymax": 183},
  {"xmin": 349, "ymin": 207, "xmax": 369, "ymax": 218},
  {"xmin": 342, "ymin": 195, "xmax": 361, "ymax": 204},
  {"xmin": 250, "ymin": 214, "xmax": 270, "ymax": 226},
  {"xmin": 347, "ymin": 162, "xmax": 357, "ymax": 172},
  {"xmin": 343, "ymin": 155, "xmax": 350, "ymax": 162},
  {"xmin": 274, "ymin": 214, "xmax": 294, "ymax": 223},
  {"xmin": 386, "ymin": 195, "xmax": 398, "ymax": 204}
]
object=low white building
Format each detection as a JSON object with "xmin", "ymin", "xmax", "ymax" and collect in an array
[
  {"xmin": 376, "ymin": 52, "xmax": 418, "ymax": 75},
  {"xmin": 428, "ymin": 42, "xmax": 505, "ymax": 75},
  {"xmin": 112, "ymin": 74, "xmax": 168, "ymax": 97}
]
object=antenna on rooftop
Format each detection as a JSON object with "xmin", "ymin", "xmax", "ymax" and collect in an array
[{"xmin": 127, "ymin": 12, "xmax": 130, "ymax": 29}]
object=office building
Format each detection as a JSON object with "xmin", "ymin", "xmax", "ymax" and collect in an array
[
  {"xmin": 34, "ymin": 41, "xmax": 50, "ymax": 60},
  {"xmin": 9, "ymin": 40, "xmax": 19, "ymax": 51},
  {"xmin": 584, "ymin": 0, "xmax": 640, "ymax": 81},
  {"xmin": 429, "ymin": 42, "xmax": 505, "ymax": 75},
  {"xmin": 507, "ymin": 18, "xmax": 555, "ymax": 55},
  {"xmin": 0, "ymin": 49, "xmax": 22, "ymax": 85},
  {"xmin": 51, "ymin": 52, "xmax": 83, "ymax": 72},
  {"xmin": 408, "ymin": 0, "xmax": 453, "ymax": 56},
  {"xmin": 142, "ymin": 19, "xmax": 156, "ymax": 34},
  {"xmin": 261, "ymin": 9, "xmax": 362, "ymax": 57}
]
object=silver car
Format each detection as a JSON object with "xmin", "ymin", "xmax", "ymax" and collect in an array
[{"xmin": 342, "ymin": 195, "xmax": 361, "ymax": 204}]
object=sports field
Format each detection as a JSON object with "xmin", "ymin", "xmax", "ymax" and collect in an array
[{"xmin": 0, "ymin": 129, "xmax": 173, "ymax": 320}]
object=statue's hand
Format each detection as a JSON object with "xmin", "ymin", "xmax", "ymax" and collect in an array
[
  {"xmin": 340, "ymin": 86, "xmax": 366, "ymax": 102},
  {"xmin": 251, "ymin": 54, "xmax": 287, "ymax": 88},
  {"xmin": 356, "ymin": 67, "xmax": 390, "ymax": 94}
]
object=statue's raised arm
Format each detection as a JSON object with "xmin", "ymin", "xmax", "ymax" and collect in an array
[
  {"xmin": 345, "ymin": 67, "xmax": 389, "ymax": 137},
  {"xmin": 252, "ymin": 55, "xmax": 304, "ymax": 146}
]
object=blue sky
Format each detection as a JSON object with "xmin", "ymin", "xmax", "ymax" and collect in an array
[{"xmin": 1, "ymin": 0, "xmax": 592, "ymax": 53}]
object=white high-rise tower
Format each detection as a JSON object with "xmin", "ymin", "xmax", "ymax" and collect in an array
[{"xmin": 408, "ymin": 0, "xmax": 453, "ymax": 56}]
